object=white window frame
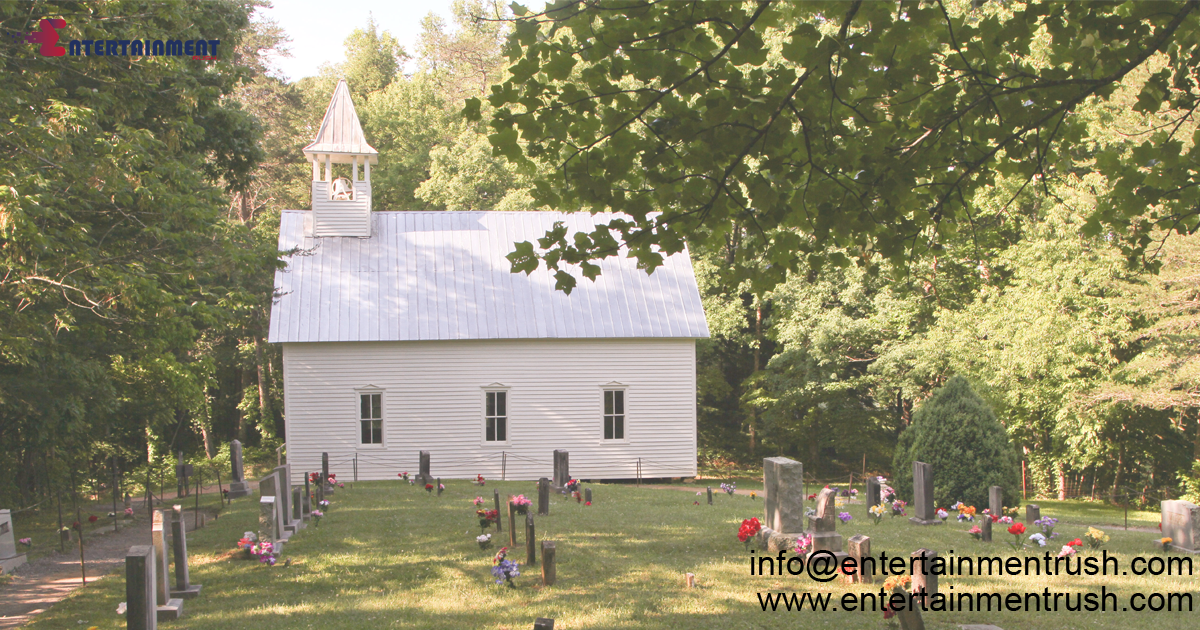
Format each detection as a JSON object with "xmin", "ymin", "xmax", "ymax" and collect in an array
[
  {"xmin": 481, "ymin": 384, "xmax": 511, "ymax": 446},
  {"xmin": 355, "ymin": 386, "xmax": 385, "ymax": 448},
  {"xmin": 599, "ymin": 382, "xmax": 629, "ymax": 444}
]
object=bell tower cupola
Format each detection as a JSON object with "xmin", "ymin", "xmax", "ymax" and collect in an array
[{"xmin": 303, "ymin": 79, "xmax": 378, "ymax": 237}]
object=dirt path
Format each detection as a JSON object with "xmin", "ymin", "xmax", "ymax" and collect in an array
[{"xmin": 0, "ymin": 484, "xmax": 235, "ymax": 629}]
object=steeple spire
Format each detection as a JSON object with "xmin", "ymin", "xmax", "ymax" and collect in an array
[
  {"xmin": 303, "ymin": 79, "xmax": 378, "ymax": 163},
  {"xmin": 305, "ymin": 80, "xmax": 375, "ymax": 238}
]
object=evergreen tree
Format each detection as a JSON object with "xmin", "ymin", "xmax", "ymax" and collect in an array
[{"xmin": 891, "ymin": 376, "xmax": 1019, "ymax": 509}]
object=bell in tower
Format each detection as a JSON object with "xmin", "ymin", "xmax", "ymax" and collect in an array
[{"xmin": 303, "ymin": 79, "xmax": 378, "ymax": 237}]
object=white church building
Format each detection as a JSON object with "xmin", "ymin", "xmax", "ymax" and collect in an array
[{"xmin": 268, "ymin": 81, "xmax": 709, "ymax": 483}]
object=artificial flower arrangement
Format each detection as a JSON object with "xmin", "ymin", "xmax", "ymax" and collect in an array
[
  {"xmin": 473, "ymin": 496, "xmax": 486, "ymax": 507},
  {"xmin": 737, "ymin": 517, "xmax": 762, "ymax": 550},
  {"xmin": 807, "ymin": 493, "xmax": 817, "ymax": 501},
  {"xmin": 1160, "ymin": 537, "xmax": 1173, "ymax": 552},
  {"xmin": 890, "ymin": 499, "xmax": 907, "ymax": 517},
  {"xmin": 511, "ymin": 494, "xmax": 532, "ymax": 514},
  {"xmin": 1058, "ymin": 538, "xmax": 1082, "ymax": 557},
  {"xmin": 838, "ymin": 512, "xmax": 853, "ymax": 524},
  {"xmin": 1029, "ymin": 533, "xmax": 1047, "ymax": 548},
  {"xmin": 477, "ymin": 509, "xmax": 499, "ymax": 531},
  {"xmin": 869, "ymin": 503, "xmax": 888, "ymax": 525},
  {"xmin": 425, "ymin": 483, "xmax": 434, "ymax": 494},
  {"xmin": 311, "ymin": 509, "xmax": 324, "ymax": 526},
  {"xmin": 475, "ymin": 474, "xmax": 486, "ymax": 486},
  {"xmin": 881, "ymin": 574, "xmax": 913, "ymax": 625},
  {"xmin": 124, "ymin": 507, "xmax": 134, "ymax": 518},
  {"xmin": 18, "ymin": 537, "xmax": 32, "ymax": 548},
  {"xmin": 477, "ymin": 533, "xmax": 493, "ymax": 550},
  {"xmin": 318, "ymin": 499, "xmax": 330, "ymax": 509},
  {"xmin": 251, "ymin": 540, "xmax": 278, "ymax": 566},
  {"xmin": 237, "ymin": 531, "xmax": 257, "ymax": 557},
  {"xmin": 88, "ymin": 515, "xmax": 99, "ymax": 524},
  {"xmin": 399, "ymin": 472, "xmax": 409, "ymax": 481},
  {"xmin": 969, "ymin": 525, "xmax": 983, "ymax": 540},
  {"xmin": 793, "ymin": 533, "xmax": 813, "ymax": 555},
  {"xmin": 565, "ymin": 478, "xmax": 581, "ymax": 493},
  {"xmin": 438, "ymin": 483, "xmax": 445, "ymax": 496},
  {"xmin": 955, "ymin": 503, "xmax": 976, "ymax": 522},
  {"xmin": 997, "ymin": 515, "xmax": 1013, "ymax": 525},
  {"xmin": 1033, "ymin": 516, "xmax": 1059, "ymax": 539},
  {"xmin": 1004, "ymin": 506, "xmax": 1019, "ymax": 517},
  {"xmin": 1006, "ymin": 522, "xmax": 1027, "ymax": 551},
  {"xmin": 834, "ymin": 496, "xmax": 849, "ymax": 508},
  {"xmin": 338, "ymin": 482, "xmax": 345, "ymax": 489},
  {"xmin": 750, "ymin": 491, "xmax": 758, "ymax": 500},
  {"xmin": 936, "ymin": 508, "xmax": 949, "ymax": 522},
  {"xmin": 720, "ymin": 482, "xmax": 737, "ymax": 496},
  {"xmin": 492, "ymin": 547, "xmax": 520, "ymax": 587}
]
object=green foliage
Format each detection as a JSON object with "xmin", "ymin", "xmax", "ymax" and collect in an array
[
  {"xmin": 892, "ymin": 376, "xmax": 1020, "ymax": 508},
  {"xmin": 482, "ymin": 1, "xmax": 1200, "ymax": 293}
]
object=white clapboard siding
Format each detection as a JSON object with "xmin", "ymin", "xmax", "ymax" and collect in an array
[
  {"xmin": 282, "ymin": 338, "xmax": 697, "ymax": 486},
  {"xmin": 312, "ymin": 181, "xmax": 371, "ymax": 237}
]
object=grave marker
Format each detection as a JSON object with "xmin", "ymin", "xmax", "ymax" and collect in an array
[
  {"xmin": 541, "ymin": 541, "xmax": 556, "ymax": 586},
  {"xmin": 258, "ymin": 471, "xmax": 290, "ymax": 542},
  {"xmin": 0, "ymin": 509, "xmax": 27, "ymax": 574},
  {"xmin": 322, "ymin": 452, "xmax": 334, "ymax": 494},
  {"xmin": 537, "ymin": 478, "xmax": 550, "ymax": 516},
  {"xmin": 533, "ymin": 619, "xmax": 554, "ymax": 630},
  {"xmin": 989, "ymin": 486, "xmax": 1003, "ymax": 520},
  {"xmin": 552, "ymin": 450, "xmax": 570, "ymax": 493},
  {"xmin": 707, "ymin": 487, "xmax": 713, "ymax": 505},
  {"xmin": 866, "ymin": 476, "xmax": 880, "ymax": 508},
  {"xmin": 437, "ymin": 477, "xmax": 443, "ymax": 496},
  {"xmin": 525, "ymin": 513, "xmax": 536, "ymax": 566},
  {"xmin": 847, "ymin": 534, "xmax": 872, "ymax": 584},
  {"xmin": 273, "ymin": 465, "xmax": 298, "ymax": 534},
  {"xmin": 981, "ymin": 515, "xmax": 992, "ymax": 542},
  {"xmin": 302, "ymin": 473, "xmax": 312, "ymax": 520},
  {"xmin": 809, "ymin": 487, "xmax": 843, "ymax": 552},
  {"xmin": 169, "ymin": 506, "xmax": 202, "ymax": 599},
  {"xmin": 493, "ymin": 490, "xmax": 503, "ymax": 533},
  {"xmin": 151, "ymin": 510, "xmax": 183, "ymax": 620},
  {"xmin": 292, "ymin": 487, "xmax": 305, "ymax": 528},
  {"xmin": 584, "ymin": 487, "xmax": 592, "ymax": 504},
  {"xmin": 418, "ymin": 450, "xmax": 431, "ymax": 485},
  {"xmin": 1161, "ymin": 500, "xmax": 1200, "ymax": 553},
  {"xmin": 228, "ymin": 439, "xmax": 250, "ymax": 498},
  {"xmin": 911, "ymin": 548, "xmax": 939, "ymax": 599},
  {"xmin": 892, "ymin": 585, "xmax": 925, "ymax": 630},
  {"xmin": 126, "ymin": 545, "xmax": 157, "ymax": 630},
  {"xmin": 1025, "ymin": 504, "xmax": 1040, "ymax": 525},
  {"xmin": 763, "ymin": 457, "xmax": 804, "ymax": 534},
  {"xmin": 909, "ymin": 462, "xmax": 942, "ymax": 526},
  {"xmin": 685, "ymin": 572, "xmax": 696, "ymax": 588},
  {"xmin": 259, "ymin": 496, "xmax": 280, "ymax": 546}
]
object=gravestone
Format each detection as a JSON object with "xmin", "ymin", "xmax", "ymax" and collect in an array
[
  {"xmin": 981, "ymin": 515, "xmax": 992, "ymax": 542},
  {"xmin": 525, "ymin": 514, "xmax": 536, "ymax": 566},
  {"xmin": 0, "ymin": 509, "xmax": 28, "ymax": 574},
  {"xmin": 763, "ymin": 457, "xmax": 805, "ymax": 533},
  {"xmin": 1161, "ymin": 500, "xmax": 1200, "ymax": 553},
  {"xmin": 1025, "ymin": 504, "xmax": 1040, "ymax": 525},
  {"xmin": 228, "ymin": 439, "xmax": 250, "ymax": 498},
  {"xmin": 989, "ymin": 486, "xmax": 1003, "ymax": 520},
  {"xmin": 169, "ymin": 506, "xmax": 202, "ymax": 599},
  {"xmin": 552, "ymin": 450, "xmax": 570, "ymax": 493},
  {"xmin": 418, "ymin": 451, "xmax": 431, "ymax": 485},
  {"xmin": 533, "ymin": 619, "xmax": 554, "ymax": 630},
  {"xmin": 259, "ymin": 496, "xmax": 281, "ymax": 546},
  {"xmin": 291, "ymin": 484, "xmax": 304, "ymax": 528},
  {"xmin": 322, "ymin": 452, "xmax": 334, "ymax": 494},
  {"xmin": 911, "ymin": 548, "xmax": 939, "ymax": 599},
  {"xmin": 584, "ymin": 488, "xmax": 592, "ymax": 504},
  {"xmin": 541, "ymin": 541, "xmax": 556, "ymax": 586},
  {"xmin": 707, "ymin": 487, "xmax": 713, "ymax": 505},
  {"xmin": 866, "ymin": 477, "xmax": 881, "ymax": 508},
  {"xmin": 909, "ymin": 462, "xmax": 942, "ymax": 526},
  {"xmin": 126, "ymin": 545, "xmax": 157, "ymax": 630},
  {"xmin": 151, "ymin": 510, "xmax": 183, "ymax": 620},
  {"xmin": 537, "ymin": 478, "xmax": 550, "ymax": 516},
  {"xmin": 808, "ymin": 487, "xmax": 843, "ymax": 552},
  {"xmin": 493, "ymin": 490, "xmax": 502, "ymax": 533},
  {"xmin": 685, "ymin": 572, "xmax": 696, "ymax": 588},
  {"xmin": 847, "ymin": 534, "xmax": 872, "ymax": 584},
  {"xmin": 892, "ymin": 585, "xmax": 926, "ymax": 630},
  {"xmin": 258, "ymin": 471, "xmax": 290, "ymax": 542},
  {"xmin": 302, "ymin": 472, "xmax": 312, "ymax": 520},
  {"xmin": 273, "ymin": 465, "xmax": 298, "ymax": 534},
  {"xmin": 437, "ymin": 477, "xmax": 443, "ymax": 496}
]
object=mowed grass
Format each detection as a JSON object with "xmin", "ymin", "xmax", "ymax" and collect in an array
[{"xmin": 22, "ymin": 481, "xmax": 1197, "ymax": 629}]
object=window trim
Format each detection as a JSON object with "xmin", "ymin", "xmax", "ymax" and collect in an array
[
  {"xmin": 599, "ymin": 382, "xmax": 629, "ymax": 444},
  {"xmin": 481, "ymin": 383, "xmax": 511, "ymax": 446},
  {"xmin": 355, "ymin": 386, "xmax": 385, "ymax": 448}
]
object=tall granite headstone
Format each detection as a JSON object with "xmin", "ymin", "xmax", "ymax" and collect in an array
[
  {"xmin": 809, "ymin": 487, "xmax": 843, "ymax": 552},
  {"xmin": 0, "ymin": 509, "xmax": 27, "ymax": 574},
  {"xmin": 418, "ymin": 451, "xmax": 431, "ymax": 485},
  {"xmin": 989, "ymin": 486, "xmax": 1003, "ymax": 520},
  {"xmin": 537, "ymin": 478, "xmax": 550, "ymax": 516},
  {"xmin": 258, "ymin": 473, "xmax": 289, "ymax": 542},
  {"xmin": 865, "ymin": 477, "xmax": 881, "ymax": 508},
  {"xmin": 169, "ymin": 506, "xmax": 201, "ymax": 599},
  {"xmin": 272, "ymin": 465, "xmax": 297, "ymax": 534},
  {"xmin": 228, "ymin": 439, "xmax": 250, "ymax": 499},
  {"xmin": 151, "ymin": 510, "xmax": 183, "ymax": 620},
  {"xmin": 1162, "ymin": 500, "xmax": 1200, "ymax": 553},
  {"xmin": 552, "ymin": 450, "xmax": 570, "ymax": 493},
  {"xmin": 302, "ymin": 473, "xmax": 312, "ymax": 520},
  {"xmin": 126, "ymin": 545, "xmax": 157, "ymax": 630},
  {"xmin": 763, "ymin": 457, "xmax": 804, "ymax": 533},
  {"xmin": 909, "ymin": 462, "xmax": 941, "ymax": 526},
  {"xmin": 321, "ymin": 452, "xmax": 334, "ymax": 494}
]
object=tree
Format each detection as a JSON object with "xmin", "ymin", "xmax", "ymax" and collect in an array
[
  {"xmin": 891, "ymin": 376, "xmax": 1020, "ymax": 508},
  {"xmin": 474, "ymin": 0, "xmax": 1200, "ymax": 294}
]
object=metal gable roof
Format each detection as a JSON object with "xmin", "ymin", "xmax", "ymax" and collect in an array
[
  {"xmin": 267, "ymin": 211, "xmax": 710, "ymax": 343},
  {"xmin": 302, "ymin": 79, "xmax": 378, "ymax": 162}
]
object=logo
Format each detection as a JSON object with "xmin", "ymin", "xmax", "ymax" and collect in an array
[{"xmin": 19, "ymin": 18, "xmax": 220, "ymax": 60}]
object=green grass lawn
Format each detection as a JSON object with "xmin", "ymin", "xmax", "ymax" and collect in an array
[{"xmin": 23, "ymin": 480, "xmax": 1195, "ymax": 629}]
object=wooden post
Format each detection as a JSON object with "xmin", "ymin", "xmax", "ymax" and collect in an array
[
  {"xmin": 507, "ymin": 499, "xmax": 516, "ymax": 547},
  {"xmin": 112, "ymin": 457, "xmax": 120, "ymax": 532},
  {"xmin": 541, "ymin": 541, "xmax": 556, "ymax": 586},
  {"xmin": 637, "ymin": 458, "xmax": 641, "ymax": 487},
  {"xmin": 525, "ymin": 513, "xmax": 536, "ymax": 567},
  {"xmin": 537, "ymin": 478, "xmax": 550, "ymax": 516},
  {"xmin": 215, "ymin": 469, "xmax": 224, "ymax": 508},
  {"xmin": 194, "ymin": 472, "xmax": 201, "ymax": 528},
  {"xmin": 707, "ymin": 487, "xmax": 713, "ymax": 505}
]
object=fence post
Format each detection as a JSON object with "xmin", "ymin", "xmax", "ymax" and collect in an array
[
  {"xmin": 354, "ymin": 454, "xmax": 358, "ymax": 482},
  {"xmin": 112, "ymin": 457, "xmax": 120, "ymax": 533},
  {"xmin": 502, "ymin": 451, "xmax": 507, "ymax": 481}
]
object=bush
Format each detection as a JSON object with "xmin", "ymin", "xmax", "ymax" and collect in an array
[{"xmin": 891, "ymin": 376, "xmax": 1020, "ymax": 508}]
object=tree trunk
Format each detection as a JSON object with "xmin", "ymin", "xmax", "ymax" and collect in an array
[
  {"xmin": 199, "ymin": 392, "xmax": 216, "ymax": 460},
  {"xmin": 1057, "ymin": 461, "xmax": 1067, "ymax": 501},
  {"xmin": 238, "ymin": 191, "xmax": 252, "ymax": 224},
  {"xmin": 236, "ymin": 365, "xmax": 249, "ymax": 442},
  {"xmin": 255, "ymin": 336, "xmax": 271, "ymax": 434},
  {"xmin": 1110, "ymin": 443, "xmax": 1125, "ymax": 504}
]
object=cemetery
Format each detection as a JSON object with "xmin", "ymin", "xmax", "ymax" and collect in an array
[{"xmin": 7, "ymin": 2, "xmax": 1200, "ymax": 630}]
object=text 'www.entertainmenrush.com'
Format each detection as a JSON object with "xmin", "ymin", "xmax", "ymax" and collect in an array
[{"xmin": 752, "ymin": 549, "xmax": 1194, "ymax": 613}]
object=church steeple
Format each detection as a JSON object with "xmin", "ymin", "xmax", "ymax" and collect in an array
[{"xmin": 304, "ymin": 80, "xmax": 376, "ymax": 237}]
